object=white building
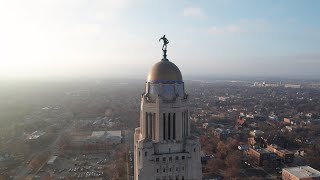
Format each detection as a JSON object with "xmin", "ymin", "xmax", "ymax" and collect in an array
[
  {"xmin": 282, "ymin": 166, "xmax": 320, "ymax": 180},
  {"xmin": 134, "ymin": 44, "xmax": 202, "ymax": 180}
]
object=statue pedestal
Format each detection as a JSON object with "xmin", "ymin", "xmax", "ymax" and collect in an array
[{"xmin": 162, "ymin": 50, "xmax": 168, "ymax": 61}]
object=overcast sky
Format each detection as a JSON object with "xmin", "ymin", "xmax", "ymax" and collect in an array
[{"xmin": 1, "ymin": 0, "xmax": 320, "ymax": 80}]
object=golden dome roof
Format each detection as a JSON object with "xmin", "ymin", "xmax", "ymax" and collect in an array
[{"xmin": 147, "ymin": 60, "xmax": 183, "ymax": 82}]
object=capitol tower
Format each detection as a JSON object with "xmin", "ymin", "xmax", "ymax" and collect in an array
[{"xmin": 134, "ymin": 36, "xmax": 202, "ymax": 180}]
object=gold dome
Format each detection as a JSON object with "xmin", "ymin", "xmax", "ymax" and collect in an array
[{"xmin": 147, "ymin": 60, "xmax": 183, "ymax": 82}]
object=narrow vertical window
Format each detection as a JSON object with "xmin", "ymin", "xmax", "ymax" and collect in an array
[
  {"xmin": 182, "ymin": 112, "xmax": 184, "ymax": 137},
  {"xmin": 168, "ymin": 113, "xmax": 171, "ymax": 140},
  {"xmin": 173, "ymin": 113, "xmax": 176, "ymax": 140},
  {"xmin": 186, "ymin": 110, "xmax": 189, "ymax": 136},
  {"xmin": 149, "ymin": 113, "xmax": 152, "ymax": 139},
  {"xmin": 184, "ymin": 111, "xmax": 187, "ymax": 136},
  {"xmin": 145, "ymin": 112, "xmax": 148, "ymax": 138},
  {"xmin": 152, "ymin": 113, "xmax": 156, "ymax": 140},
  {"xmin": 163, "ymin": 113, "xmax": 166, "ymax": 140}
]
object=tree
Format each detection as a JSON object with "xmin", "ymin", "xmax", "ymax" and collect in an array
[
  {"xmin": 224, "ymin": 167, "xmax": 239, "ymax": 179},
  {"xmin": 216, "ymin": 141, "xmax": 228, "ymax": 159},
  {"xmin": 206, "ymin": 158, "xmax": 225, "ymax": 175},
  {"xmin": 225, "ymin": 151, "xmax": 241, "ymax": 169},
  {"xmin": 226, "ymin": 137, "xmax": 239, "ymax": 150}
]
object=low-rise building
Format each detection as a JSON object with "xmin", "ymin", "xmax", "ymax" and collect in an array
[
  {"xmin": 284, "ymin": 118, "xmax": 291, "ymax": 124},
  {"xmin": 282, "ymin": 166, "xmax": 320, "ymax": 180},
  {"xmin": 267, "ymin": 144, "xmax": 294, "ymax": 163},
  {"xmin": 249, "ymin": 130, "xmax": 264, "ymax": 137},
  {"xmin": 284, "ymin": 84, "xmax": 301, "ymax": 89},
  {"xmin": 248, "ymin": 148, "xmax": 279, "ymax": 166},
  {"xmin": 214, "ymin": 128, "xmax": 232, "ymax": 140}
]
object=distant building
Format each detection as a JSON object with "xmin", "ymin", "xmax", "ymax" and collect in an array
[
  {"xmin": 284, "ymin": 118, "xmax": 291, "ymax": 124},
  {"xmin": 214, "ymin": 128, "xmax": 232, "ymax": 140},
  {"xmin": 248, "ymin": 148, "xmax": 279, "ymax": 166},
  {"xmin": 105, "ymin": 131, "xmax": 122, "ymax": 144},
  {"xmin": 266, "ymin": 144, "xmax": 294, "ymax": 163},
  {"xmin": 249, "ymin": 130, "xmax": 264, "ymax": 137},
  {"xmin": 238, "ymin": 145, "xmax": 249, "ymax": 151},
  {"xmin": 47, "ymin": 156, "xmax": 58, "ymax": 165},
  {"xmin": 218, "ymin": 96, "xmax": 229, "ymax": 101},
  {"xmin": 202, "ymin": 122, "xmax": 209, "ymax": 129},
  {"xmin": 282, "ymin": 166, "xmax": 320, "ymax": 180},
  {"xmin": 306, "ymin": 113, "xmax": 313, "ymax": 118},
  {"xmin": 248, "ymin": 137, "xmax": 262, "ymax": 147},
  {"xmin": 236, "ymin": 119, "xmax": 248, "ymax": 130},
  {"xmin": 89, "ymin": 130, "xmax": 122, "ymax": 144},
  {"xmin": 285, "ymin": 84, "xmax": 301, "ymax": 88},
  {"xmin": 27, "ymin": 130, "xmax": 45, "ymax": 140}
]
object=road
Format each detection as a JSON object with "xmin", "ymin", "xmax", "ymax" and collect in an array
[{"xmin": 124, "ymin": 130, "xmax": 134, "ymax": 180}]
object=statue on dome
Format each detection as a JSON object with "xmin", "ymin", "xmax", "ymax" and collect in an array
[{"xmin": 159, "ymin": 35, "xmax": 169, "ymax": 51}]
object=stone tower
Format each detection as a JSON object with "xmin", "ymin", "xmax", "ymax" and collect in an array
[{"xmin": 134, "ymin": 37, "xmax": 202, "ymax": 180}]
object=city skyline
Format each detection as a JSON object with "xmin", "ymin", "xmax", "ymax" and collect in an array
[{"xmin": 1, "ymin": 0, "xmax": 320, "ymax": 79}]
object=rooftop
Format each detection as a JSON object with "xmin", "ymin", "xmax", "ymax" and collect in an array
[
  {"xmin": 283, "ymin": 166, "xmax": 320, "ymax": 178},
  {"xmin": 251, "ymin": 148, "xmax": 272, "ymax": 154}
]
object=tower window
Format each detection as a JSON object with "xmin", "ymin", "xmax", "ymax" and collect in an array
[
  {"xmin": 169, "ymin": 157, "xmax": 172, "ymax": 162},
  {"xmin": 163, "ymin": 168, "xmax": 165, "ymax": 173},
  {"xmin": 194, "ymin": 148, "xmax": 196, "ymax": 152},
  {"xmin": 156, "ymin": 158, "xmax": 159, "ymax": 162},
  {"xmin": 182, "ymin": 176, "xmax": 184, "ymax": 180},
  {"xmin": 145, "ymin": 152, "xmax": 147, "ymax": 156},
  {"xmin": 182, "ymin": 156, "xmax": 185, "ymax": 160},
  {"xmin": 175, "ymin": 156, "xmax": 179, "ymax": 160},
  {"xmin": 145, "ymin": 112, "xmax": 148, "ymax": 138},
  {"xmin": 169, "ymin": 168, "xmax": 171, "ymax": 172},
  {"xmin": 163, "ymin": 113, "xmax": 166, "ymax": 140},
  {"xmin": 176, "ymin": 167, "xmax": 178, "ymax": 171},
  {"xmin": 139, "ymin": 151, "xmax": 140, "ymax": 157},
  {"xmin": 157, "ymin": 169, "xmax": 159, "ymax": 173},
  {"xmin": 163, "ymin": 157, "xmax": 166, "ymax": 162},
  {"xmin": 168, "ymin": 113, "xmax": 171, "ymax": 140},
  {"xmin": 173, "ymin": 113, "xmax": 176, "ymax": 140},
  {"xmin": 152, "ymin": 113, "xmax": 156, "ymax": 140}
]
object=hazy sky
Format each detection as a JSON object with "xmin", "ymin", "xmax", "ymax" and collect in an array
[{"xmin": 1, "ymin": 0, "xmax": 320, "ymax": 79}]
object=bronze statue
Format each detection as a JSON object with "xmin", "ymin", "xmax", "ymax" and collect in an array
[{"xmin": 159, "ymin": 35, "xmax": 169, "ymax": 51}]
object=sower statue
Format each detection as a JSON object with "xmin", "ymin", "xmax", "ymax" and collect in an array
[{"xmin": 159, "ymin": 35, "xmax": 169, "ymax": 60}]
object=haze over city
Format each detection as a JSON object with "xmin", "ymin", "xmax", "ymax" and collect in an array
[
  {"xmin": 1, "ymin": 0, "xmax": 320, "ymax": 79},
  {"xmin": 1, "ymin": 1, "xmax": 320, "ymax": 180}
]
